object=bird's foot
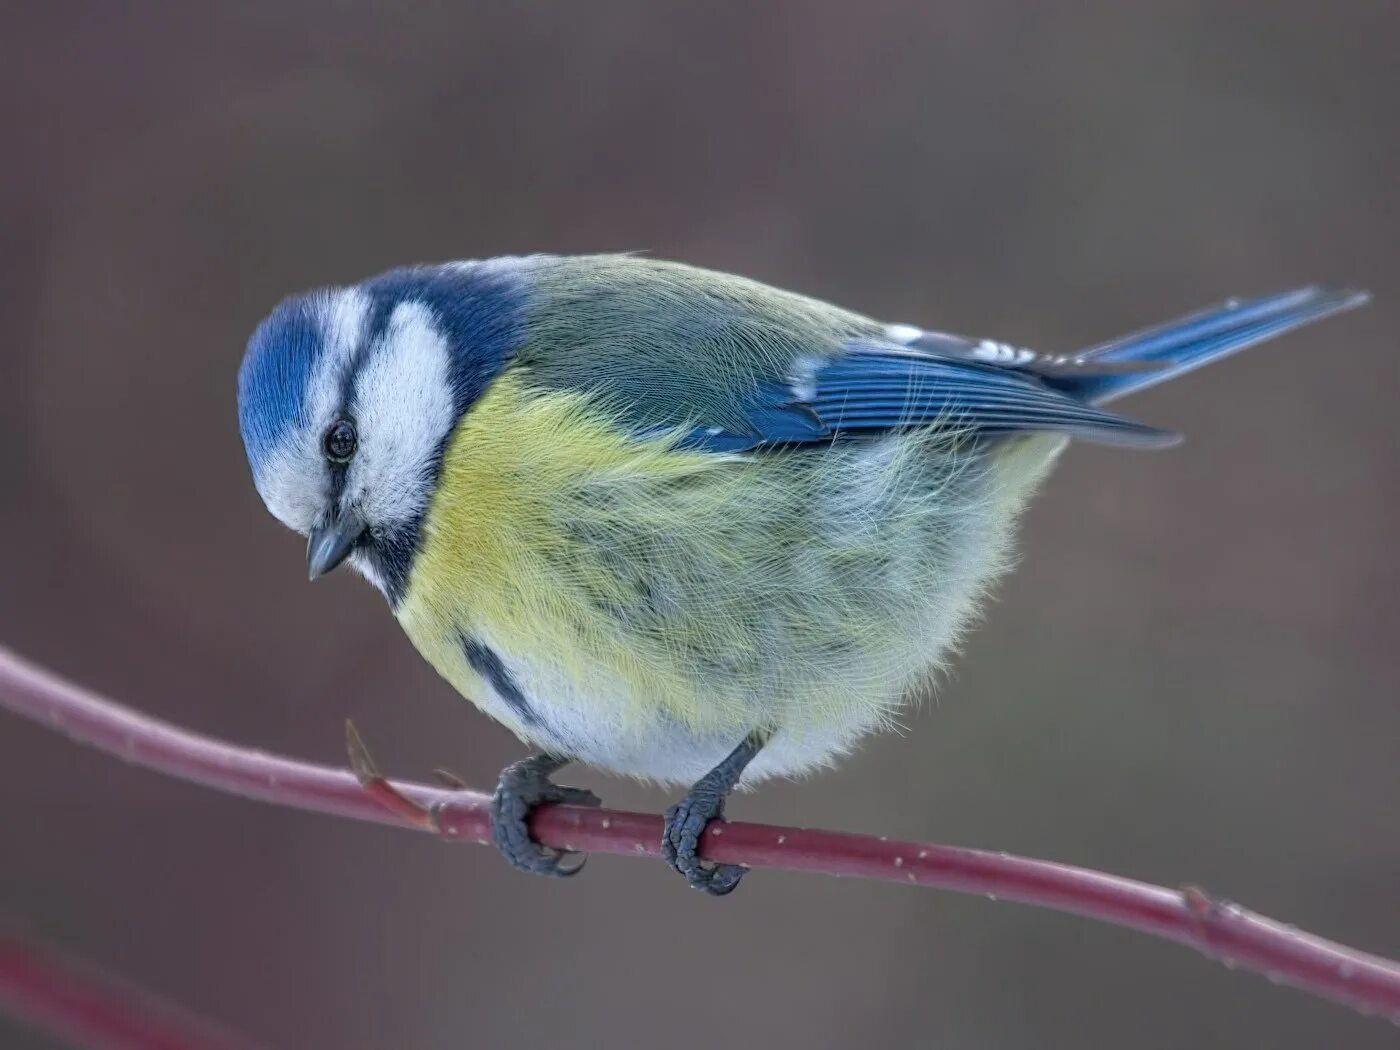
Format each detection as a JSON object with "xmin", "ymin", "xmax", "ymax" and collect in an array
[
  {"xmin": 661, "ymin": 730, "xmax": 769, "ymax": 896},
  {"xmin": 490, "ymin": 753, "xmax": 600, "ymax": 878},
  {"xmin": 663, "ymin": 788, "xmax": 747, "ymax": 895}
]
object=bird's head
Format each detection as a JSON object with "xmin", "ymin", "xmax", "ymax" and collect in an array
[{"xmin": 236, "ymin": 262, "xmax": 529, "ymax": 602}]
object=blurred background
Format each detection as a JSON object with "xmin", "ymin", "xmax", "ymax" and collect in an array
[{"xmin": 2, "ymin": 3, "xmax": 1397, "ymax": 1048}]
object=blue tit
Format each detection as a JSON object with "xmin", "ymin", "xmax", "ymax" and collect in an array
[{"xmin": 237, "ymin": 255, "xmax": 1366, "ymax": 894}]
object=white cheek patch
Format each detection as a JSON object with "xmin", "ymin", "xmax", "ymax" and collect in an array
[
  {"xmin": 255, "ymin": 289, "xmax": 371, "ymax": 535},
  {"xmin": 345, "ymin": 301, "xmax": 455, "ymax": 527}
]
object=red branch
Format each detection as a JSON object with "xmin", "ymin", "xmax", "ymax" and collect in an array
[
  {"xmin": 0, "ymin": 926, "xmax": 265, "ymax": 1050},
  {"xmin": 2, "ymin": 645, "xmax": 1398, "ymax": 1024}
]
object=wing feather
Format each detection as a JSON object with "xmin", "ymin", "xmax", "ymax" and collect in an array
[{"xmin": 677, "ymin": 342, "xmax": 1177, "ymax": 452}]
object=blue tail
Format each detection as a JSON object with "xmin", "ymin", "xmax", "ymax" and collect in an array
[{"xmin": 1051, "ymin": 286, "xmax": 1369, "ymax": 406}]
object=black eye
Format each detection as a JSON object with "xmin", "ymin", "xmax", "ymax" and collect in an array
[{"xmin": 323, "ymin": 419, "xmax": 357, "ymax": 463}]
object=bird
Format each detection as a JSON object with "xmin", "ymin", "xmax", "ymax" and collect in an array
[{"xmin": 236, "ymin": 254, "xmax": 1367, "ymax": 894}]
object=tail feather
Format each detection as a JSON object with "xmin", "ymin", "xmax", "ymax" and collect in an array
[{"xmin": 1052, "ymin": 286, "xmax": 1369, "ymax": 405}]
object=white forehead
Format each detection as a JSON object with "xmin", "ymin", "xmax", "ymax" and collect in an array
[{"xmin": 341, "ymin": 301, "xmax": 455, "ymax": 527}]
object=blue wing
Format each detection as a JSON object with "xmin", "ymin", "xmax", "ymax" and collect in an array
[
  {"xmin": 678, "ymin": 340, "xmax": 1179, "ymax": 453},
  {"xmin": 674, "ymin": 286, "xmax": 1367, "ymax": 454}
]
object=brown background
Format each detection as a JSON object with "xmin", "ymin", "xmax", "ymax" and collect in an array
[{"xmin": 2, "ymin": 4, "xmax": 1397, "ymax": 1048}]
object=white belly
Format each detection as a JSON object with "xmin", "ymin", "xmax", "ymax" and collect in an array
[{"xmin": 464, "ymin": 637, "xmax": 893, "ymax": 785}]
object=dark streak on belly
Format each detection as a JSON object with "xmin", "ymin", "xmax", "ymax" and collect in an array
[{"xmin": 461, "ymin": 636, "xmax": 543, "ymax": 729}]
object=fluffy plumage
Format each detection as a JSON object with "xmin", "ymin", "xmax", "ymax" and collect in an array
[{"xmin": 238, "ymin": 255, "xmax": 1366, "ymax": 787}]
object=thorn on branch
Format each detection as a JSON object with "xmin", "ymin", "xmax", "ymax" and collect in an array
[{"xmin": 344, "ymin": 720, "xmax": 437, "ymax": 832}]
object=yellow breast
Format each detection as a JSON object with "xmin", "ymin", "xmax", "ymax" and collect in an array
[{"xmin": 393, "ymin": 373, "xmax": 735, "ymax": 738}]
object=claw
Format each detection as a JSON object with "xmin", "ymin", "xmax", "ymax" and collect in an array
[
  {"xmin": 490, "ymin": 754, "xmax": 598, "ymax": 878},
  {"xmin": 661, "ymin": 730, "xmax": 768, "ymax": 895},
  {"xmin": 663, "ymin": 796, "xmax": 748, "ymax": 894},
  {"xmin": 553, "ymin": 851, "xmax": 589, "ymax": 877}
]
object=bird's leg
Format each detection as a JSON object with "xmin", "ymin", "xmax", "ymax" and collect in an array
[
  {"xmin": 490, "ymin": 753, "xmax": 601, "ymax": 878},
  {"xmin": 662, "ymin": 730, "xmax": 770, "ymax": 895}
]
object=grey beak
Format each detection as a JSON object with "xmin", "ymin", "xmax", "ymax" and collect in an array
[{"xmin": 307, "ymin": 509, "xmax": 367, "ymax": 580}]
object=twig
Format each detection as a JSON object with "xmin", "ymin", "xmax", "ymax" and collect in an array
[
  {"xmin": 0, "ymin": 925, "xmax": 266, "ymax": 1050},
  {"xmin": 2, "ymin": 645, "xmax": 1398, "ymax": 1022}
]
